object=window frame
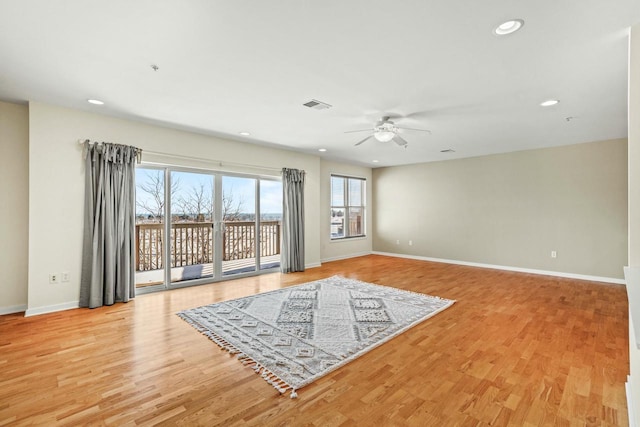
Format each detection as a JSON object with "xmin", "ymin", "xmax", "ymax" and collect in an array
[{"xmin": 330, "ymin": 174, "xmax": 366, "ymax": 240}]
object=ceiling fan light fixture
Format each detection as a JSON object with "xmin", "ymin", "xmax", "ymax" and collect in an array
[
  {"xmin": 374, "ymin": 130, "xmax": 396, "ymax": 142},
  {"xmin": 494, "ymin": 19, "xmax": 524, "ymax": 36}
]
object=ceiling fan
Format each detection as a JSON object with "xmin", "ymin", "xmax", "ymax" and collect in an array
[{"xmin": 345, "ymin": 116, "xmax": 431, "ymax": 148}]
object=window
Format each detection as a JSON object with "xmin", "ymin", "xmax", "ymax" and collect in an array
[{"xmin": 330, "ymin": 175, "xmax": 366, "ymax": 239}]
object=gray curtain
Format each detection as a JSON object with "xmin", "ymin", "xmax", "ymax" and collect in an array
[
  {"xmin": 80, "ymin": 141, "xmax": 141, "ymax": 308},
  {"xmin": 281, "ymin": 168, "xmax": 305, "ymax": 273}
]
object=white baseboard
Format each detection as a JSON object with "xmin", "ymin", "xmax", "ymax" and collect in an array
[
  {"xmin": 372, "ymin": 251, "xmax": 625, "ymax": 285},
  {"xmin": 628, "ymin": 376, "xmax": 636, "ymax": 427},
  {"xmin": 321, "ymin": 251, "xmax": 372, "ymax": 263},
  {"xmin": 305, "ymin": 262, "xmax": 322, "ymax": 269},
  {"xmin": 25, "ymin": 301, "xmax": 79, "ymax": 317},
  {"xmin": 0, "ymin": 304, "xmax": 27, "ymax": 316}
]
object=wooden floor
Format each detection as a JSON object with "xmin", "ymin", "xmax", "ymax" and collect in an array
[{"xmin": 0, "ymin": 255, "xmax": 629, "ymax": 426}]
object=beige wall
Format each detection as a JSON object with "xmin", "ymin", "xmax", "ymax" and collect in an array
[
  {"xmin": 0, "ymin": 101, "xmax": 29, "ymax": 313},
  {"xmin": 627, "ymin": 22, "xmax": 640, "ymax": 425},
  {"xmin": 27, "ymin": 102, "xmax": 323, "ymax": 314},
  {"xmin": 631, "ymin": 23, "xmax": 640, "ymax": 268},
  {"xmin": 373, "ymin": 138, "xmax": 628, "ymax": 279},
  {"xmin": 320, "ymin": 160, "xmax": 372, "ymax": 262}
]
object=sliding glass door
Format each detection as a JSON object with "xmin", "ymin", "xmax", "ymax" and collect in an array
[
  {"xmin": 259, "ymin": 179, "xmax": 283, "ymax": 270},
  {"xmin": 135, "ymin": 166, "xmax": 281, "ymax": 291},
  {"xmin": 135, "ymin": 168, "xmax": 167, "ymax": 289},
  {"xmin": 170, "ymin": 171, "xmax": 215, "ymax": 284},
  {"xmin": 222, "ymin": 175, "xmax": 256, "ymax": 276}
]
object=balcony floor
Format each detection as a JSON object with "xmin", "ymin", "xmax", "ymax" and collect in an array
[{"xmin": 135, "ymin": 254, "xmax": 280, "ymax": 288}]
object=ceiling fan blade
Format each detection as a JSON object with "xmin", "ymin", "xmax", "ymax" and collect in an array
[
  {"xmin": 354, "ymin": 135, "xmax": 374, "ymax": 146},
  {"xmin": 344, "ymin": 129, "xmax": 373, "ymax": 134},
  {"xmin": 397, "ymin": 126, "xmax": 432, "ymax": 134},
  {"xmin": 392, "ymin": 135, "xmax": 409, "ymax": 147}
]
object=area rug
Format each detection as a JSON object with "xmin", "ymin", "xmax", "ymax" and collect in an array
[{"xmin": 177, "ymin": 275, "xmax": 455, "ymax": 398}]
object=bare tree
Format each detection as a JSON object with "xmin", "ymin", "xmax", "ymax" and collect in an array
[
  {"xmin": 136, "ymin": 170, "xmax": 180, "ymax": 222},
  {"xmin": 175, "ymin": 182, "xmax": 213, "ymax": 222},
  {"xmin": 222, "ymin": 187, "xmax": 244, "ymax": 221}
]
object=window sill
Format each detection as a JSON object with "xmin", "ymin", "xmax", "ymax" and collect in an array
[{"xmin": 330, "ymin": 236, "xmax": 368, "ymax": 243}]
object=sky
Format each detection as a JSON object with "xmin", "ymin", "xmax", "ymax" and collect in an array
[{"xmin": 135, "ymin": 168, "xmax": 282, "ymax": 216}]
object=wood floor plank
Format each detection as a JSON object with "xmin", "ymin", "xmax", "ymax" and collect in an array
[{"xmin": 0, "ymin": 255, "xmax": 630, "ymax": 426}]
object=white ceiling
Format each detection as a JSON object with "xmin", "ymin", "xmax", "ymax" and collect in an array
[{"xmin": 0, "ymin": 1, "xmax": 638, "ymax": 167}]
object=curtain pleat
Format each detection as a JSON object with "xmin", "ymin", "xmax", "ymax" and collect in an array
[
  {"xmin": 281, "ymin": 168, "xmax": 305, "ymax": 273},
  {"xmin": 80, "ymin": 141, "xmax": 140, "ymax": 308}
]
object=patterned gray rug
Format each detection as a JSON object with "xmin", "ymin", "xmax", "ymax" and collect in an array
[{"xmin": 177, "ymin": 276, "xmax": 455, "ymax": 398}]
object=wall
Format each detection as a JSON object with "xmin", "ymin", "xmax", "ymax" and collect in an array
[
  {"xmin": 0, "ymin": 101, "xmax": 29, "ymax": 314},
  {"xmin": 27, "ymin": 102, "xmax": 322, "ymax": 315},
  {"xmin": 320, "ymin": 160, "xmax": 372, "ymax": 262},
  {"xmin": 627, "ymin": 22, "xmax": 640, "ymax": 427},
  {"xmin": 373, "ymin": 138, "xmax": 628, "ymax": 280}
]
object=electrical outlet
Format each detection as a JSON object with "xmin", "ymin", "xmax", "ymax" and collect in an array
[
  {"xmin": 396, "ymin": 240, "xmax": 400, "ymax": 245},
  {"xmin": 61, "ymin": 272, "xmax": 70, "ymax": 282},
  {"xmin": 551, "ymin": 251, "xmax": 557, "ymax": 258},
  {"xmin": 409, "ymin": 240, "xmax": 413, "ymax": 246},
  {"xmin": 49, "ymin": 273, "xmax": 60, "ymax": 284}
]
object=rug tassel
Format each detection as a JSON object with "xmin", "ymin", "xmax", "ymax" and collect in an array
[{"xmin": 290, "ymin": 389, "xmax": 298, "ymax": 399}]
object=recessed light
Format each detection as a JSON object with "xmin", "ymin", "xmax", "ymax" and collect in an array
[
  {"xmin": 493, "ymin": 19, "xmax": 524, "ymax": 36},
  {"xmin": 318, "ymin": 148, "xmax": 327, "ymax": 152},
  {"xmin": 239, "ymin": 131, "xmax": 251, "ymax": 136},
  {"xmin": 372, "ymin": 160, "xmax": 379, "ymax": 163},
  {"xmin": 540, "ymin": 99, "xmax": 559, "ymax": 107},
  {"xmin": 87, "ymin": 99, "xmax": 104, "ymax": 105}
]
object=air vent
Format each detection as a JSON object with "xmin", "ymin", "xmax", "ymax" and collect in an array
[
  {"xmin": 440, "ymin": 149, "xmax": 455, "ymax": 153},
  {"xmin": 303, "ymin": 99, "xmax": 332, "ymax": 110}
]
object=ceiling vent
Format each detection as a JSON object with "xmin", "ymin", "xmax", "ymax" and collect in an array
[{"xmin": 303, "ymin": 99, "xmax": 332, "ymax": 110}]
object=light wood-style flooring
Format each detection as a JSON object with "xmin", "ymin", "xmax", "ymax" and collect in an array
[{"xmin": 0, "ymin": 255, "xmax": 629, "ymax": 426}]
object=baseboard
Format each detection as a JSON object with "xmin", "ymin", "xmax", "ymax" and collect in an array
[
  {"xmin": 371, "ymin": 251, "xmax": 625, "ymax": 285},
  {"xmin": 321, "ymin": 251, "xmax": 373, "ymax": 263},
  {"xmin": 628, "ymin": 376, "xmax": 636, "ymax": 427},
  {"xmin": 0, "ymin": 304, "xmax": 27, "ymax": 316},
  {"xmin": 25, "ymin": 301, "xmax": 80, "ymax": 317},
  {"xmin": 305, "ymin": 262, "xmax": 322, "ymax": 269}
]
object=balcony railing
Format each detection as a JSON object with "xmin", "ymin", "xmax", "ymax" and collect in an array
[{"xmin": 135, "ymin": 221, "xmax": 281, "ymax": 272}]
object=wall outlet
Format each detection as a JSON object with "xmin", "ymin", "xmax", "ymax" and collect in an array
[
  {"xmin": 49, "ymin": 273, "xmax": 60, "ymax": 284},
  {"xmin": 61, "ymin": 272, "xmax": 70, "ymax": 282},
  {"xmin": 396, "ymin": 239, "xmax": 400, "ymax": 245},
  {"xmin": 551, "ymin": 250, "xmax": 557, "ymax": 258},
  {"xmin": 409, "ymin": 240, "xmax": 413, "ymax": 246}
]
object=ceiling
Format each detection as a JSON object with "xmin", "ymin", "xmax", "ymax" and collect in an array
[{"xmin": 0, "ymin": 1, "xmax": 638, "ymax": 168}]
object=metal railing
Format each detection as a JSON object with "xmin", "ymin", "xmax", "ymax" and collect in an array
[{"xmin": 135, "ymin": 221, "xmax": 281, "ymax": 272}]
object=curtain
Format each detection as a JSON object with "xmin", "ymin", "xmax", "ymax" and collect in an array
[
  {"xmin": 281, "ymin": 168, "xmax": 305, "ymax": 273},
  {"xmin": 80, "ymin": 141, "xmax": 141, "ymax": 308}
]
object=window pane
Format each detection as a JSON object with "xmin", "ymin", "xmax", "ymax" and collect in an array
[
  {"xmin": 171, "ymin": 171, "xmax": 214, "ymax": 222},
  {"xmin": 331, "ymin": 176, "xmax": 345, "ymax": 206},
  {"xmin": 260, "ymin": 179, "xmax": 282, "ymax": 271},
  {"xmin": 170, "ymin": 171, "xmax": 215, "ymax": 284},
  {"xmin": 136, "ymin": 168, "xmax": 165, "ymax": 224},
  {"xmin": 348, "ymin": 207, "xmax": 364, "ymax": 236},
  {"xmin": 135, "ymin": 168, "xmax": 166, "ymax": 288},
  {"xmin": 331, "ymin": 208, "xmax": 345, "ymax": 238},
  {"xmin": 348, "ymin": 178, "xmax": 363, "ymax": 206}
]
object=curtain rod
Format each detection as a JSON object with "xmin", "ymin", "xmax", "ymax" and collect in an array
[{"xmin": 78, "ymin": 139, "xmax": 282, "ymax": 173}]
